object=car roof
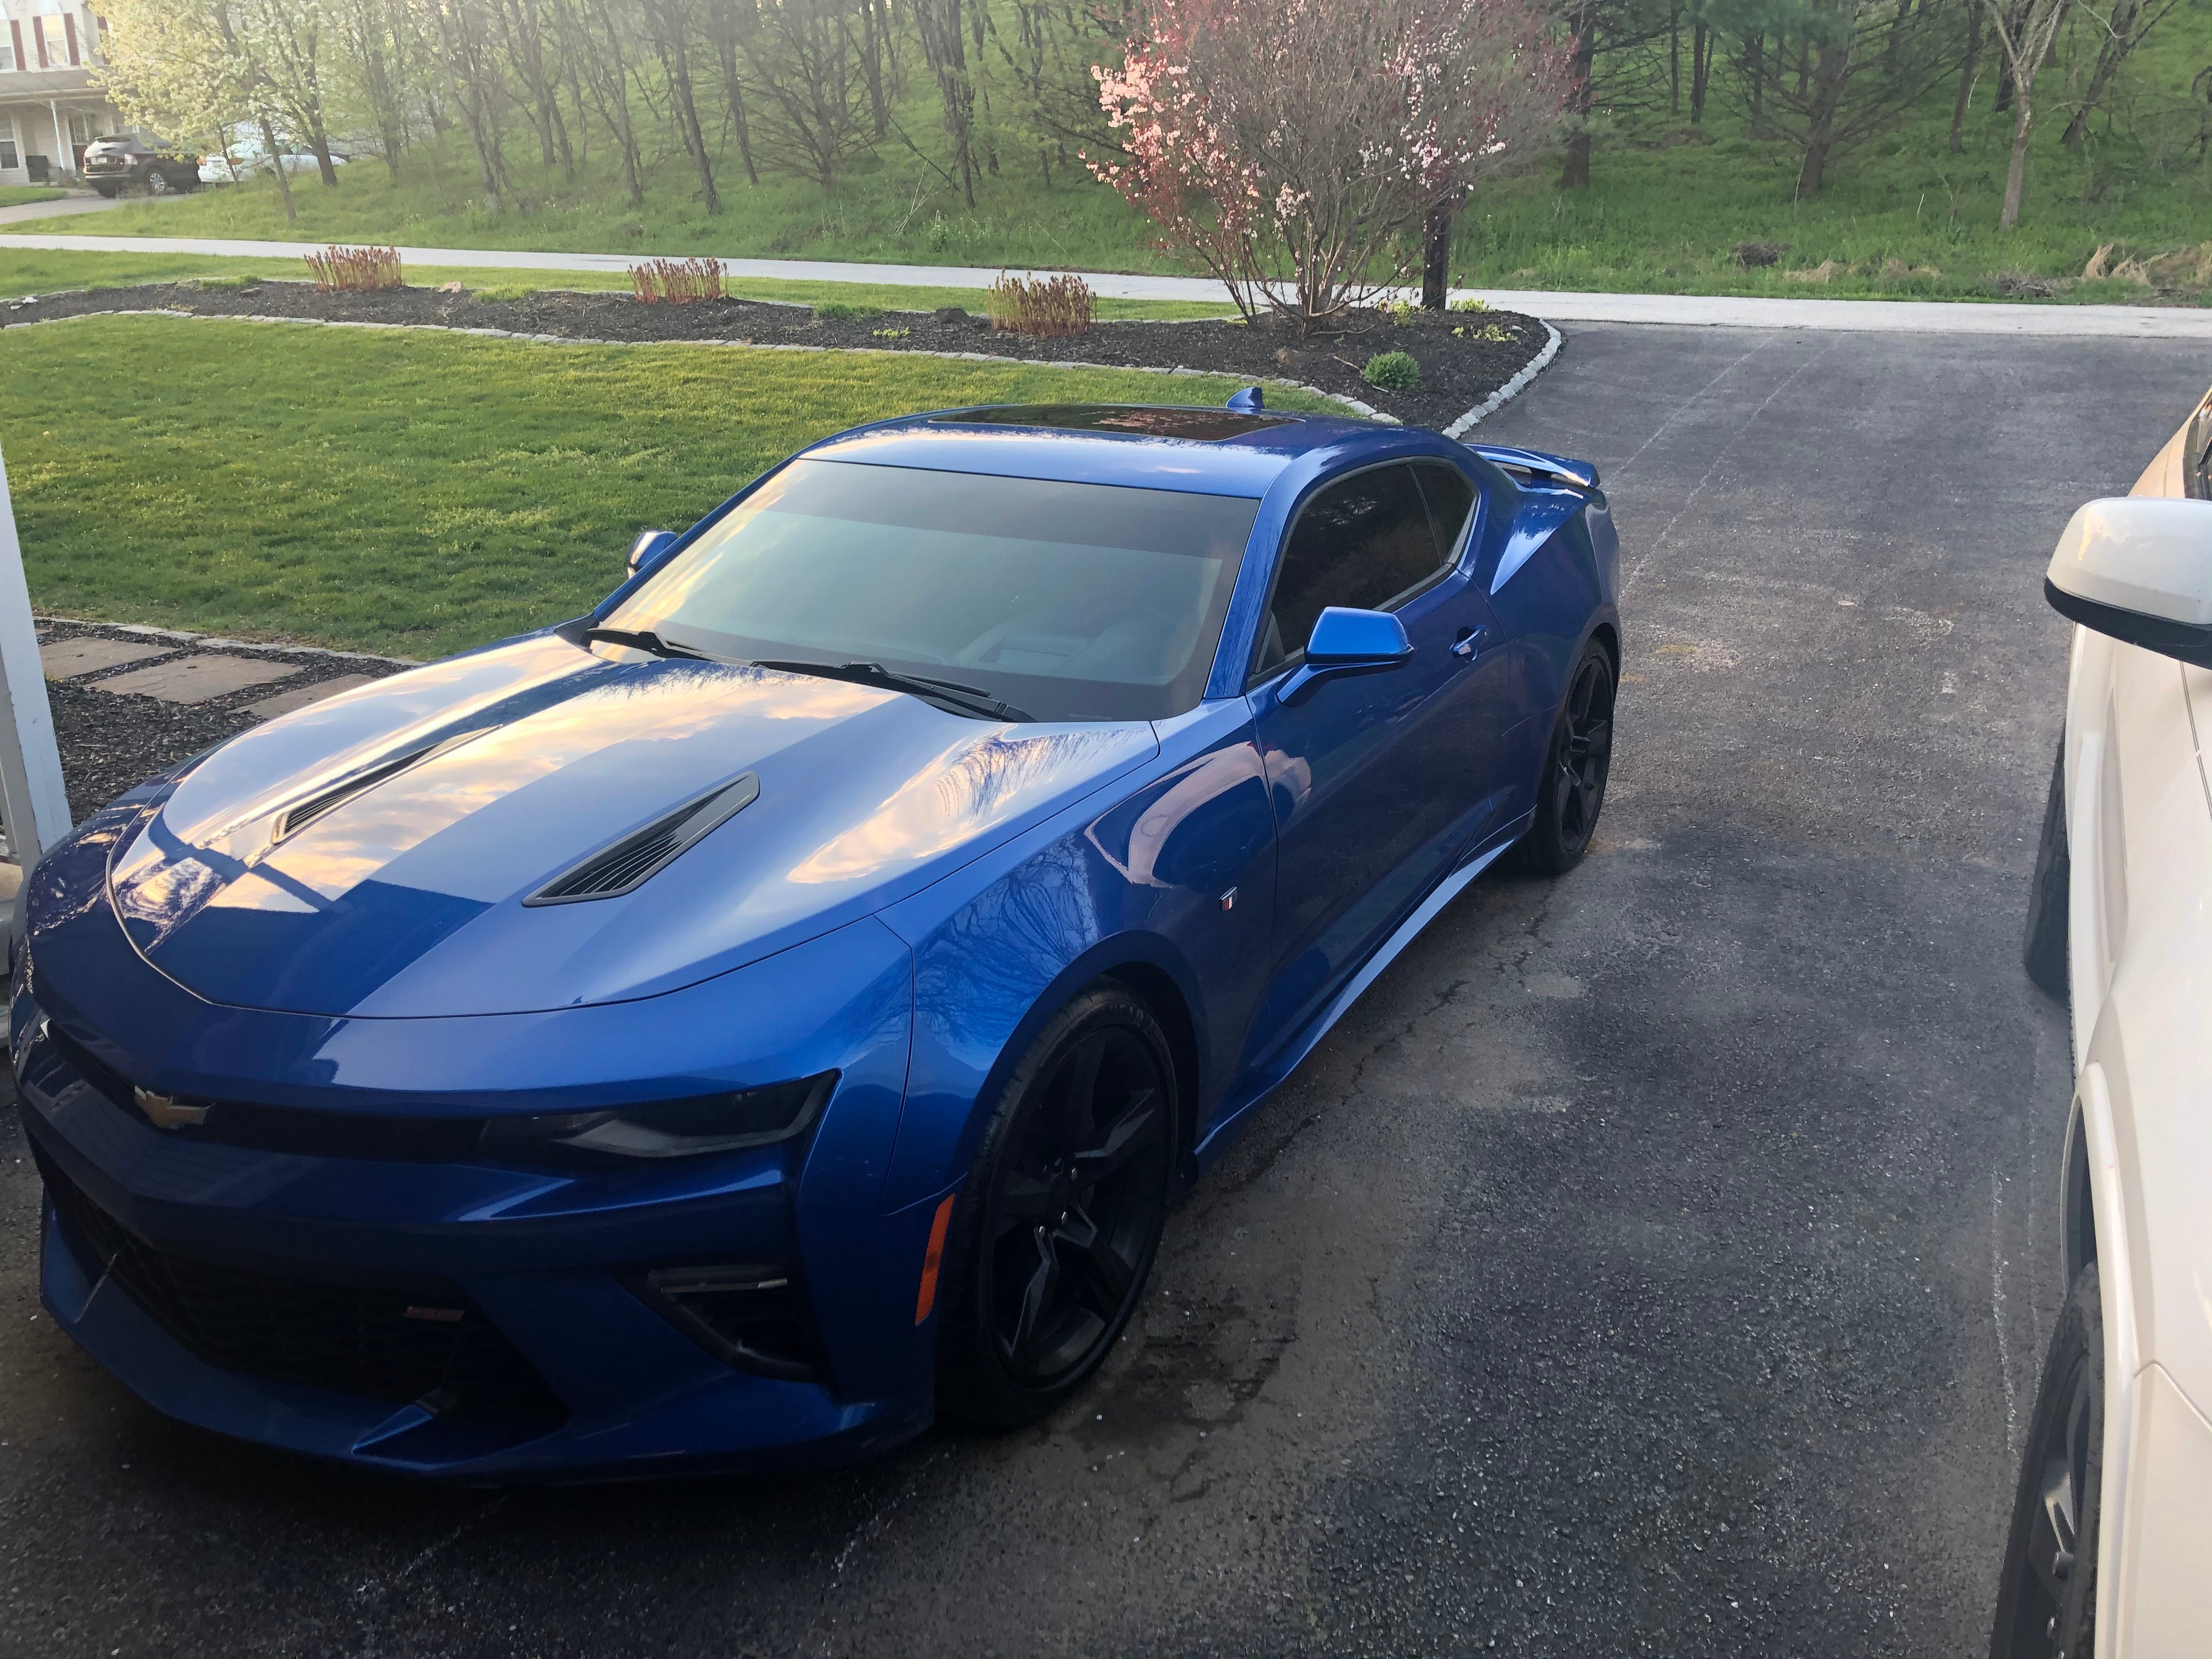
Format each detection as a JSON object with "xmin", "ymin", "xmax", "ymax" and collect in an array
[{"xmin": 799, "ymin": 403, "xmax": 1414, "ymax": 498}]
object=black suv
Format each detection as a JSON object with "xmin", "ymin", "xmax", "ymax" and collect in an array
[{"xmin": 79, "ymin": 138, "xmax": 201, "ymax": 198}]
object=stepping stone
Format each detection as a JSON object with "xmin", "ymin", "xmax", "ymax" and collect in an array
[
  {"xmin": 246, "ymin": 673, "xmax": 380, "ymax": 720},
  {"xmin": 41, "ymin": 637, "xmax": 174, "ymax": 679},
  {"xmin": 97, "ymin": 654, "xmax": 301, "ymax": 705}
]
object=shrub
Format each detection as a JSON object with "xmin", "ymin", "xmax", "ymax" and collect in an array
[
  {"xmin": 1363, "ymin": 351, "xmax": 1420, "ymax": 391},
  {"xmin": 814, "ymin": 300, "xmax": 881, "ymax": 321},
  {"xmin": 303, "ymin": 245, "xmax": 402, "ymax": 294},
  {"xmin": 1385, "ymin": 298, "xmax": 1417, "ymax": 327},
  {"xmin": 1448, "ymin": 295, "xmax": 1491, "ymax": 313},
  {"xmin": 985, "ymin": 272, "xmax": 1096, "ymax": 337},
  {"xmin": 872, "ymin": 326, "xmax": 912, "ymax": 340},
  {"xmin": 630, "ymin": 257, "xmax": 724, "ymax": 305}
]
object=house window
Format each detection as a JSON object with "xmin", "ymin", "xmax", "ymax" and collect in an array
[
  {"xmin": 67, "ymin": 113, "xmax": 91, "ymax": 144},
  {"xmin": 0, "ymin": 141, "xmax": 18, "ymax": 171},
  {"xmin": 0, "ymin": 39, "xmax": 15, "ymax": 72}
]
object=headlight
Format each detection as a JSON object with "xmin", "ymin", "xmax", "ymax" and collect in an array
[{"xmin": 476, "ymin": 1072, "xmax": 836, "ymax": 1166}]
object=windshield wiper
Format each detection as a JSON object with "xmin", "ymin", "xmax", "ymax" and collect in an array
[
  {"xmin": 749, "ymin": 659, "xmax": 1031, "ymax": 721},
  {"xmin": 584, "ymin": 626, "xmax": 720, "ymax": 662}
]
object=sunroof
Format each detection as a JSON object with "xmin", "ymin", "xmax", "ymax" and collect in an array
[{"xmin": 931, "ymin": 404, "xmax": 1297, "ymax": 441}]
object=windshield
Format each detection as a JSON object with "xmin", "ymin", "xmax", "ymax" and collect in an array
[{"xmin": 603, "ymin": 459, "xmax": 1262, "ymax": 721}]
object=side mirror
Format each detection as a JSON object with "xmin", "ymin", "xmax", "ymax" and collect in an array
[
  {"xmin": 2044, "ymin": 498, "xmax": 2212, "ymax": 667},
  {"xmin": 627, "ymin": 529, "xmax": 679, "ymax": 577},
  {"xmin": 1277, "ymin": 607, "xmax": 1414, "ymax": 704}
]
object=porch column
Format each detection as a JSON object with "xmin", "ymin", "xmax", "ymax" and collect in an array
[{"xmin": 48, "ymin": 99, "xmax": 67, "ymax": 177}]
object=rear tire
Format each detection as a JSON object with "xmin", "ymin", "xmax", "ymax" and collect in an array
[
  {"xmin": 1990, "ymin": 1265, "xmax": 2103, "ymax": 1659},
  {"xmin": 1519, "ymin": 640, "xmax": 1615, "ymax": 877},
  {"xmin": 935, "ymin": 984, "xmax": 1175, "ymax": 1429},
  {"xmin": 2023, "ymin": 739, "xmax": 2069, "ymax": 998},
  {"xmin": 93, "ymin": 185, "xmax": 118, "ymax": 199}
]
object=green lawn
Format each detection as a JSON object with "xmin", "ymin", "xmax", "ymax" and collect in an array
[
  {"xmin": 15, "ymin": 15, "xmax": 2211, "ymax": 305},
  {"xmin": 0, "ymin": 247, "xmax": 1232, "ymax": 318},
  {"xmin": 0, "ymin": 186, "xmax": 71, "ymax": 210},
  {"xmin": 0, "ymin": 314, "xmax": 1334, "ymax": 658}
]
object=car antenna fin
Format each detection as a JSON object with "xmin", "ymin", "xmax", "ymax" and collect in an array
[{"xmin": 1226, "ymin": 385, "xmax": 1265, "ymax": 413}]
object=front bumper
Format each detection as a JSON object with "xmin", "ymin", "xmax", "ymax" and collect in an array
[{"xmin": 14, "ymin": 827, "xmax": 943, "ymax": 1479}]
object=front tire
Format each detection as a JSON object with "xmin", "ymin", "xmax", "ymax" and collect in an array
[
  {"xmin": 2023, "ymin": 739, "xmax": 2069, "ymax": 998},
  {"xmin": 145, "ymin": 168, "xmax": 172, "ymax": 195},
  {"xmin": 1990, "ymin": 1265, "xmax": 2103, "ymax": 1659},
  {"xmin": 936, "ymin": 984, "xmax": 1176, "ymax": 1429},
  {"xmin": 1519, "ymin": 640, "xmax": 1615, "ymax": 876}
]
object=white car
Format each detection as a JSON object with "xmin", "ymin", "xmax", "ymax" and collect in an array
[
  {"xmin": 196, "ymin": 144, "xmax": 349, "ymax": 185},
  {"xmin": 1992, "ymin": 392, "xmax": 2212, "ymax": 1657}
]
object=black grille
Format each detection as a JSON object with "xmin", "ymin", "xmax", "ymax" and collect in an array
[
  {"xmin": 40, "ymin": 1022, "xmax": 481, "ymax": 1163},
  {"xmin": 36, "ymin": 1146, "xmax": 566, "ymax": 1425},
  {"xmin": 629, "ymin": 1262, "xmax": 822, "ymax": 1383}
]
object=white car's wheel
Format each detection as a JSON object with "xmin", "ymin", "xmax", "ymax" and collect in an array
[{"xmin": 1990, "ymin": 1265, "xmax": 2102, "ymax": 1658}]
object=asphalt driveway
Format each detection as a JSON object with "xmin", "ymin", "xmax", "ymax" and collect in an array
[{"xmin": 3, "ymin": 324, "xmax": 2204, "ymax": 1657}]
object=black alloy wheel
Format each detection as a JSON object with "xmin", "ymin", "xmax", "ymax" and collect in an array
[
  {"xmin": 1521, "ymin": 641, "xmax": 1616, "ymax": 876},
  {"xmin": 1991, "ymin": 1265, "xmax": 2103, "ymax": 1659},
  {"xmin": 937, "ymin": 985, "xmax": 1175, "ymax": 1426}
]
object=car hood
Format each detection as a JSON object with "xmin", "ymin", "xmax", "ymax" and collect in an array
[{"xmin": 104, "ymin": 634, "xmax": 1158, "ymax": 1017}]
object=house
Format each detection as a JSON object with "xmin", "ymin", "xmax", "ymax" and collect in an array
[{"xmin": 1, "ymin": 4, "xmax": 126, "ymax": 185}]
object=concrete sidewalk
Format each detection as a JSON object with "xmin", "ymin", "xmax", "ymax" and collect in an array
[
  {"xmin": 0, "ymin": 195, "xmax": 120, "ymax": 227},
  {"xmin": 7, "ymin": 225, "xmax": 2212, "ymax": 336}
]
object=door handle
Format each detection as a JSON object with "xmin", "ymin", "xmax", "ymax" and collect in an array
[{"xmin": 1451, "ymin": 627, "xmax": 1489, "ymax": 662}]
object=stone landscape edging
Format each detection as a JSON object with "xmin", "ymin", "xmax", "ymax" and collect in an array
[
  {"xmin": 37, "ymin": 614, "xmax": 420, "ymax": 665},
  {"xmin": 1443, "ymin": 324, "xmax": 1564, "ymax": 437},
  {"xmin": 5, "ymin": 304, "xmax": 1567, "ymax": 437}
]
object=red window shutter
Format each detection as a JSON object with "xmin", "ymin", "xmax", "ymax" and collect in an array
[
  {"xmin": 8, "ymin": 20, "xmax": 24, "ymax": 71},
  {"xmin": 64, "ymin": 13, "xmax": 80, "ymax": 65},
  {"xmin": 33, "ymin": 17, "xmax": 49, "ymax": 68}
]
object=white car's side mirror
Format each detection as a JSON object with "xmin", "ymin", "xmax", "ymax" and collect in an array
[{"xmin": 2045, "ymin": 496, "xmax": 2212, "ymax": 667}]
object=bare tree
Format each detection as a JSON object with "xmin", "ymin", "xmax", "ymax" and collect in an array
[
  {"xmin": 331, "ymin": 0, "xmax": 419, "ymax": 176},
  {"xmin": 495, "ymin": 0, "xmax": 573, "ymax": 175},
  {"xmin": 1979, "ymin": 0, "xmax": 2072, "ymax": 225},
  {"xmin": 701, "ymin": 0, "xmax": 761, "ymax": 185},
  {"xmin": 1949, "ymin": 0, "xmax": 1980, "ymax": 150},
  {"xmin": 426, "ymin": 0, "xmax": 511, "ymax": 211},
  {"xmin": 2059, "ymin": 0, "xmax": 2182, "ymax": 149},
  {"xmin": 1743, "ymin": 0, "xmax": 1952, "ymax": 196},
  {"xmin": 644, "ymin": 0, "xmax": 720, "ymax": 211},
  {"xmin": 567, "ymin": 0, "xmax": 646, "ymax": 202},
  {"xmin": 912, "ymin": 0, "xmax": 979, "ymax": 207},
  {"xmin": 743, "ymin": 0, "xmax": 873, "ymax": 190}
]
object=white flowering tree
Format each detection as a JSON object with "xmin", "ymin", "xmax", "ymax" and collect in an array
[{"xmin": 1091, "ymin": 0, "xmax": 1572, "ymax": 330}]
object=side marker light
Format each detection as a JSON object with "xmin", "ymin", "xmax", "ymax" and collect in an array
[{"xmin": 914, "ymin": 1193, "xmax": 957, "ymax": 1324}]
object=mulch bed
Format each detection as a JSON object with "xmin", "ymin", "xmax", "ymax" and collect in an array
[
  {"xmin": 3, "ymin": 280, "xmax": 1551, "ymax": 430},
  {"xmin": 35, "ymin": 619, "xmax": 407, "ymax": 820}
]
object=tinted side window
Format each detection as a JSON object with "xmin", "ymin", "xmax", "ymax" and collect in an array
[
  {"xmin": 1253, "ymin": 464, "xmax": 1447, "ymax": 678},
  {"xmin": 1414, "ymin": 462, "xmax": 1476, "ymax": 562}
]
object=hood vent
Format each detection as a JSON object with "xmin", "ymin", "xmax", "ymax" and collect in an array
[
  {"xmin": 273, "ymin": 729, "xmax": 489, "ymax": 842},
  {"xmin": 526, "ymin": 772, "xmax": 759, "ymax": 906}
]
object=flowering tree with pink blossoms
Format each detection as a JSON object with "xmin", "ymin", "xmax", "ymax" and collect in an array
[{"xmin": 1091, "ymin": 0, "xmax": 1572, "ymax": 330}]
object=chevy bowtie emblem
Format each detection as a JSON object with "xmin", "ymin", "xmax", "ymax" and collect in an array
[{"xmin": 133, "ymin": 1087, "xmax": 212, "ymax": 1131}]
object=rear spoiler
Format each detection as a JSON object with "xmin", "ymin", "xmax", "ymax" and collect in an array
[{"xmin": 1464, "ymin": 443, "xmax": 1600, "ymax": 492}]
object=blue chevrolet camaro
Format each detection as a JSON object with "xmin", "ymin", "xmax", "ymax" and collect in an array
[{"xmin": 12, "ymin": 397, "xmax": 1619, "ymax": 1479}]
